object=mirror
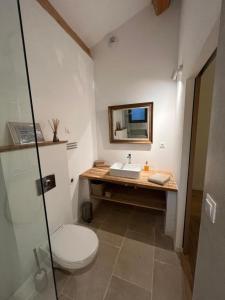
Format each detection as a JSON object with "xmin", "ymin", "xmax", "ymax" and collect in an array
[{"xmin": 108, "ymin": 102, "xmax": 153, "ymax": 144}]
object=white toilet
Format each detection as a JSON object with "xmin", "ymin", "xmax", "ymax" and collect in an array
[{"xmin": 50, "ymin": 224, "xmax": 99, "ymax": 271}]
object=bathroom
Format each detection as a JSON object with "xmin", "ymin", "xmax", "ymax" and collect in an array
[{"xmin": 1, "ymin": 0, "xmax": 225, "ymax": 300}]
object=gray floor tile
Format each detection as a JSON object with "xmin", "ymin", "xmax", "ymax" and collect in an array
[
  {"xmin": 128, "ymin": 209, "xmax": 157, "ymax": 236},
  {"xmin": 58, "ymin": 294, "xmax": 72, "ymax": 300},
  {"xmin": 103, "ymin": 206, "xmax": 132, "ymax": 226},
  {"xmin": 77, "ymin": 219, "xmax": 102, "ymax": 231},
  {"xmin": 113, "ymin": 238, "xmax": 154, "ymax": 291},
  {"xmin": 104, "ymin": 202, "xmax": 134, "ymax": 214},
  {"xmin": 125, "ymin": 228, "xmax": 155, "ymax": 246},
  {"xmin": 155, "ymin": 247, "xmax": 181, "ymax": 266},
  {"xmin": 105, "ymin": 276, "xmax": 151, "ymax": 300},
  {"xmin": 97, "ymin": 221, "xmax": 126, "ymax": 247},
  {"xmin": 154, "ymin": 212, "xmax": 166, "ymax": 231},
  {"xmin": 62, "ymin": 242, "xmax": 119, "ymax": 300},
  {"xmin": 93, "ymin": 203, "xmax": 112, "ymax": 222},
  {"xmin": 96, "ymin": 202, "xmax": 132, "ymax": 247},
  {"xmin": 54, "ymin": 269, "xmax": 70, "ymax": 296},
  {"xmin": 152, "ymin": 261, "xmax": 187, "ymax": 300},
  {"xmin": 33, "ymin": 280, "xmax": 57, "ymax": 300},
  {"xmin": 57, "ymin": 274, "xmax": 73, "ymax": 299},
  {"xmin": 94, "ymin": 202, "xmax": 132, "ymax": 223},
  {"xmin": 155, "ymin": 229, "xmax": 174, "ymax": 250}
]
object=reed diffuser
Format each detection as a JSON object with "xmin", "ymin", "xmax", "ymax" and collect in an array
[{"xmin": 49, "ymin": 118, "xmax": 60, "ymax": 142}]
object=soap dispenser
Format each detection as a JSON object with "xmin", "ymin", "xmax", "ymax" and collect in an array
[{"xmin": 144, "ymin": 161, "xmax": 150, "ymax": 172}]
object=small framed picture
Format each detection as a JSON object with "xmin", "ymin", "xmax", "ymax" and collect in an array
[{"xmin": 8, "ymin": 122, "xmax": 45, "ymax": 145}]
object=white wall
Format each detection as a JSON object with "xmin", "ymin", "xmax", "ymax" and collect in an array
[
  {"xmin": 93, "ymin": 1, "xmax": 180, "ymax": 174},
  {"xmin": 0, "ymin": 0, "xmax": 33, "ymax": 146},
  {"xmin": 39, "ymin": 144, "xmax": 73, "ymax": 234},
  {"xmin": 20, "ymin": 0, "xmax": 97, "ymax": 223},
  {"xmin": 175, "ymin": 0, "xmax": 222, "ymax": 248}
]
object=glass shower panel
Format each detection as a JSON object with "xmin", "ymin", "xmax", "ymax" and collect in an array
[{"xmin": 0, "ymin": 1, "xmax": 57, "ymax": 300}]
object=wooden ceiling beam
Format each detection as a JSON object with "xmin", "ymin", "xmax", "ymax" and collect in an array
[
  {"xmin": 152, "ymin": 0, "xmax": 171, "ymax": 16},
  {"xmin": 36, "ymin": 0, "xmax": 92, "ymax": 57}
]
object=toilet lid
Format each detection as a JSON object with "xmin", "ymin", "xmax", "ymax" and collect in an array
[{"xmin": 51, "ymin": 224, "xmax": 99, "ymax": 270}]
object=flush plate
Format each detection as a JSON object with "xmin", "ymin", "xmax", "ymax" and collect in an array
[
  {"xmin": 36, "ymin": 174, "xmax": 56, "ymax": 196},
  {"xmin": 205, "ymin": 194, "xmax": 217, "ymax": 224}
]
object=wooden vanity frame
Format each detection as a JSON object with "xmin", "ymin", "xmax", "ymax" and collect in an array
[{"xmin": 80, "ymin": 167, "xmax": 178, "ymax": 244}]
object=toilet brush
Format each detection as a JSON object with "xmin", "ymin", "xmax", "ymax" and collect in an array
[{"xmin": 33, "ymin": 248, "xmax": 48, "ymax": 292}]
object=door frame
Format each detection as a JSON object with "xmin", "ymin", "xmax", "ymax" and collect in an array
[{"xmin": 183, "ymin": 50, "xmax": 217, "ymax": 256}]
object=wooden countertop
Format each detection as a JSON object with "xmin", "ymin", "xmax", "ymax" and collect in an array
[{"xmin": 80, "ymin": 167, "xmax": 178, "ymax": 192}]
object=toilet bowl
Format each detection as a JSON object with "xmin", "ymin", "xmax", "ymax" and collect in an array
[{"xmin": 50, "ymin": 224, "xmax": 99, "ymax": 271}]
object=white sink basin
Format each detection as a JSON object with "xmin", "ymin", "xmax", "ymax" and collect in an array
[{"xmin": 110, "ymin": 162, "xmax": 141, "ymax": 179}]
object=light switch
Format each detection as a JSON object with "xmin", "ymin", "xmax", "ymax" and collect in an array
[{"xmin": 205, "ymin": 194, "xmax": 217, "ymax": 224}]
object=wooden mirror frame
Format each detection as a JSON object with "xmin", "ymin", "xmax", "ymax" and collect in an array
[{"xmin": 108, "ymin": 102, "xmax": 153, "ymax": 144}]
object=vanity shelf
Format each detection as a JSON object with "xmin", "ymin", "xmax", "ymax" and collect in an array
[
  {"xmin": 90, "ymin": 183, "xmax": 166, "ymax": 211},
  {"xmin": 0, "ymin": 141, "xmax": 68, "ymax": 153}
]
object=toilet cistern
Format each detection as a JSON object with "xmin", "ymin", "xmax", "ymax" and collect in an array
[{"xmin": 127, "ymin": 153, "xmax": 132, "ymax": 164}]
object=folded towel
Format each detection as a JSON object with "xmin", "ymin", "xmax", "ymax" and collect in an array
[
  {"xmin": 148, "ymin": 173, "xmax": 170, "ymax": 185},
  {"xmin": 94, "ymin": 160, "xmax": 106, "ymax": 167}
]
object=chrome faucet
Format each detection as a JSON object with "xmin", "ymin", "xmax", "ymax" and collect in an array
[{"xmin": 127, "ymin": 154, "xmax": 132, "ymax": 164}]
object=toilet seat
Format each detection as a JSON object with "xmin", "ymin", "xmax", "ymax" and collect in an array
[{"xmin": 51, "ymin": 224, "xmax": 99, "ymax": 270}]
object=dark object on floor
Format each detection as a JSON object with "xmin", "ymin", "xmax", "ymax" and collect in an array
[{"xmin": 82, "ymin": 201, "xmax": 93, "ymax": 223}]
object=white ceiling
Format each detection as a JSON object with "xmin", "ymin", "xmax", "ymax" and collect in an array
[{"xmin": 49, "ymin": 0, "xmax": 150, "ymax": 48}]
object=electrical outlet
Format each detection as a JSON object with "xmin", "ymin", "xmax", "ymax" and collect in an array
[{"xmin": 160, "ymin": 142, "xmax": 166, "ymax": 149}]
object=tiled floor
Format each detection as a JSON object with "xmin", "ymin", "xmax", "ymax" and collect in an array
[{"xmin": 55, "ymin": 201, "xmax": 192, "ymax": 300}]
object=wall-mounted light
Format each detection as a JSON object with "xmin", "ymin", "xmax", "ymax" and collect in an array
[{"xmin": 172, "ymin": 64, "xmax": 183, "ymax": 81}]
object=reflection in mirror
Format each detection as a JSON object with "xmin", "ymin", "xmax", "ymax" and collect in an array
[{"xmin": 109, "ymin": 103, "xmax": 153, "ymax": 144}]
